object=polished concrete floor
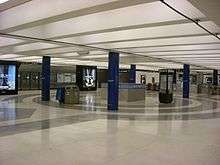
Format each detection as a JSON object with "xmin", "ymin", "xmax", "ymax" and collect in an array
[{"xmin": 0, "ymin": 90, "xmax": 220, "ymax": 165}]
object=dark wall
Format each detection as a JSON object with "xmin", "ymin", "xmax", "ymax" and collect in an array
[
  {"xmin": 119, "ymin": 72, "xmax": 129, "ymax": 83},
  {"xmin": 97, "ymin": 69, "xmax": 108, "ymax": 84},
  {"xmin": 18, "ymin": 71, "xmax": 58, "ymax": 90},
  {"xmin": 97, "ymin": 69, "xmax": 129, "ymax": 86}
]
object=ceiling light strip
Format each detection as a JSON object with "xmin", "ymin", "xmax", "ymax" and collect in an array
[{"xmin": 0, "ymin": 33, "xmax": 210, "ymax": 70}]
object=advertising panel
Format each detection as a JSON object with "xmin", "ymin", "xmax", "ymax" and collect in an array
[
  {"xmin": 0, "ymin": 65, "xmax": 16, "ymax": 90},
  {"xmin": 0, "ymin": 61, "xmax": 18, "ymax": 95},
  {"xmin": 76, "ymin": 65, "xmax": 97, "ymax": 91}
]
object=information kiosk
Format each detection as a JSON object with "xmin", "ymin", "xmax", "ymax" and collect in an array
[{"xmin": 159, "ymin": 69, "xmax": 174, "ymax": 103}]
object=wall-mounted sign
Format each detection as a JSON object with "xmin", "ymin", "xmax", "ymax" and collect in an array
[{"xmin": 57, "ymin": 73, "xmax": 76, "ymax": 83}]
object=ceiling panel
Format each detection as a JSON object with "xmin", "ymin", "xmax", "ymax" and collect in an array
[
  {"xmin": 0, "ymin": 0, "xmax": 119, "ymax": 30},
  {"xmin": 59, "ymin": 21, "xmax": 213, "ymax": 45},
  {"xmin": 0, "ymin": 0, "xmax": 219, "ymax": 71},
  {"xmin": 140, "ymin": 50, "xmax": 220, "ymax": 56},
  {"xmin": 90, "ymin": 35, "xmax": 219, "ymax": 49},
  {"xmin": 120, "ymin": 44, "xmax": 220, "ymax": 52},
  {"xmin": 7, "ymin": 42, "xmax": 62, "ymax": 53}
]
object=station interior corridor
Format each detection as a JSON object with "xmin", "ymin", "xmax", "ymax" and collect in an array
[
  {"xmin": 0, "ymin": 90, "xmax": 220, "ymax": 165},
  {"xmin": 1, "ymin": 0, "xmax": 220, "ymax": 164}
]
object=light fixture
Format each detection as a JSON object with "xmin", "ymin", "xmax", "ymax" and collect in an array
[
  {"xmin": 0, "ymin": 0, "xmax": 10, "ymax": 4},
  {"xmin": 0, "ymin": 54, "xmax": 23, "ymax": 59}
]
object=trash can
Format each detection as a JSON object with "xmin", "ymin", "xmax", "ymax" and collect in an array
[{"xmin": 64, "ymin": 85, "xmax": 79, "ymax": 104}]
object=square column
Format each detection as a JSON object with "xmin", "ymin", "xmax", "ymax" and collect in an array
[
  {"xmin": 183, "ymin": 64, "xmax": 190, "ymax": 98},
  {"xmin": 108, "ymin": 52, "xmax": 119, "ymax": 111},
  {"xmin": 41, "ymin": 56, "xmax": 51, "ymax": 101},
  {"xmin": 213, "ymin": 70, "xmax": 218, "ymax": 86},
  {"xmin": 173, "ymin": 69, "xmax": 177, "ymax": 84},
  {"xmin": 129, "ymin": 64, "xmax": 136, "ymax": 83}
]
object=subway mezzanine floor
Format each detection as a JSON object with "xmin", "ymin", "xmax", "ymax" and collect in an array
[{"xmin": 0, "ymin": 90, "xmax": 220, "ymax": 165}]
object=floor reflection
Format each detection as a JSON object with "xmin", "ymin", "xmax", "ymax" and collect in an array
[
  {"xmin": 0, "ymin": 98, "xmax": 37, "ymax": 121},
  {"xmin": 41, "ymin": 108, "xmax": 50, "ymax": 147}
]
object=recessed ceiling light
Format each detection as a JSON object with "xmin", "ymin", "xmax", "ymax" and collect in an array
[{"xmin": 0, "ymin": 0, "xmax": 10, "ymax": 4}]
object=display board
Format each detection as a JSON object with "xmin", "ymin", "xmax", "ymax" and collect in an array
[
  {"xmin": 0, "ymin": 61, "xmax": 18, "ymax": 95},
  {"xmin": 159, "ymin": 70, "xmax": 174, "ymax": 94},
  {"xmin": 159, "ymin": 69, "xmax": 174, "ymax": 103},
  {"xmin": 57, "ymin": 73, "xmax": 76, "ymax": 83},
  {"xmin": 76, "ymin": 65, "xmax": 97, "ymax": 91}
]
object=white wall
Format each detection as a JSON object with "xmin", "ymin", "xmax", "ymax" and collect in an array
[{"xmin": 136, "ymin": 71, "xmax": 159, "ymax": 84}]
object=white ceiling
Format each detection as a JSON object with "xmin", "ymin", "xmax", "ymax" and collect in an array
[{"xmin": 0, "ymin": 0, "xmax": 220, "ymax": 71}]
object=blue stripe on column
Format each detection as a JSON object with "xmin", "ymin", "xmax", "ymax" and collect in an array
[
  {"xmin": 108, "ymin": 52, "xmax": 119, "ymax": 111},
  {"xmin": 173, "ymin": 69, "xmax": 177, "ymax": 84}
]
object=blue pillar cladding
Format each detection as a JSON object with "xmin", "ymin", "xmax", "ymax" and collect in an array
[
  {"xmin": 213, "ymin": 70, "xmax": 218, "ymax": 86},
  {"xmin": 183, "ymin": 64, "xmax": 190, "ymax": 98},
  {"xmin": 173, "ymin": 69, "xmax": 177, "ymax": 84},
  {"xmin": 108, "ymin": 52, "xmax": 119, "ymax": 111},
  {"xmin": 129, "ymin": 64, "xmax": 136, "ymax": 83},
  {"xmin": 41, "ymin": 56, "xmax": 51, "ymax": 101}
]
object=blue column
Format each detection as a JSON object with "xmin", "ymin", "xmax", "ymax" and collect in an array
[
  {"xmin": 129, "ymin": 64, "xmax": 136, "ymax": 83},
  {"xmin": 41, "ymin": 56, "xmax": 51, "ymax": 101},
  {"xmin": 213, "ymin": 70, "xmax": 218, "ymax": 86},
  {"xmin": 108, "ymin": 52, "xmax": 119, "ymax": 111},
  {"xmin": 173, "ymin": 69, "xmax": 177, "ymax": 84},
  {"xmin": 183, "ymin": 64, "xmax": 190, "ymax": 98}
]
